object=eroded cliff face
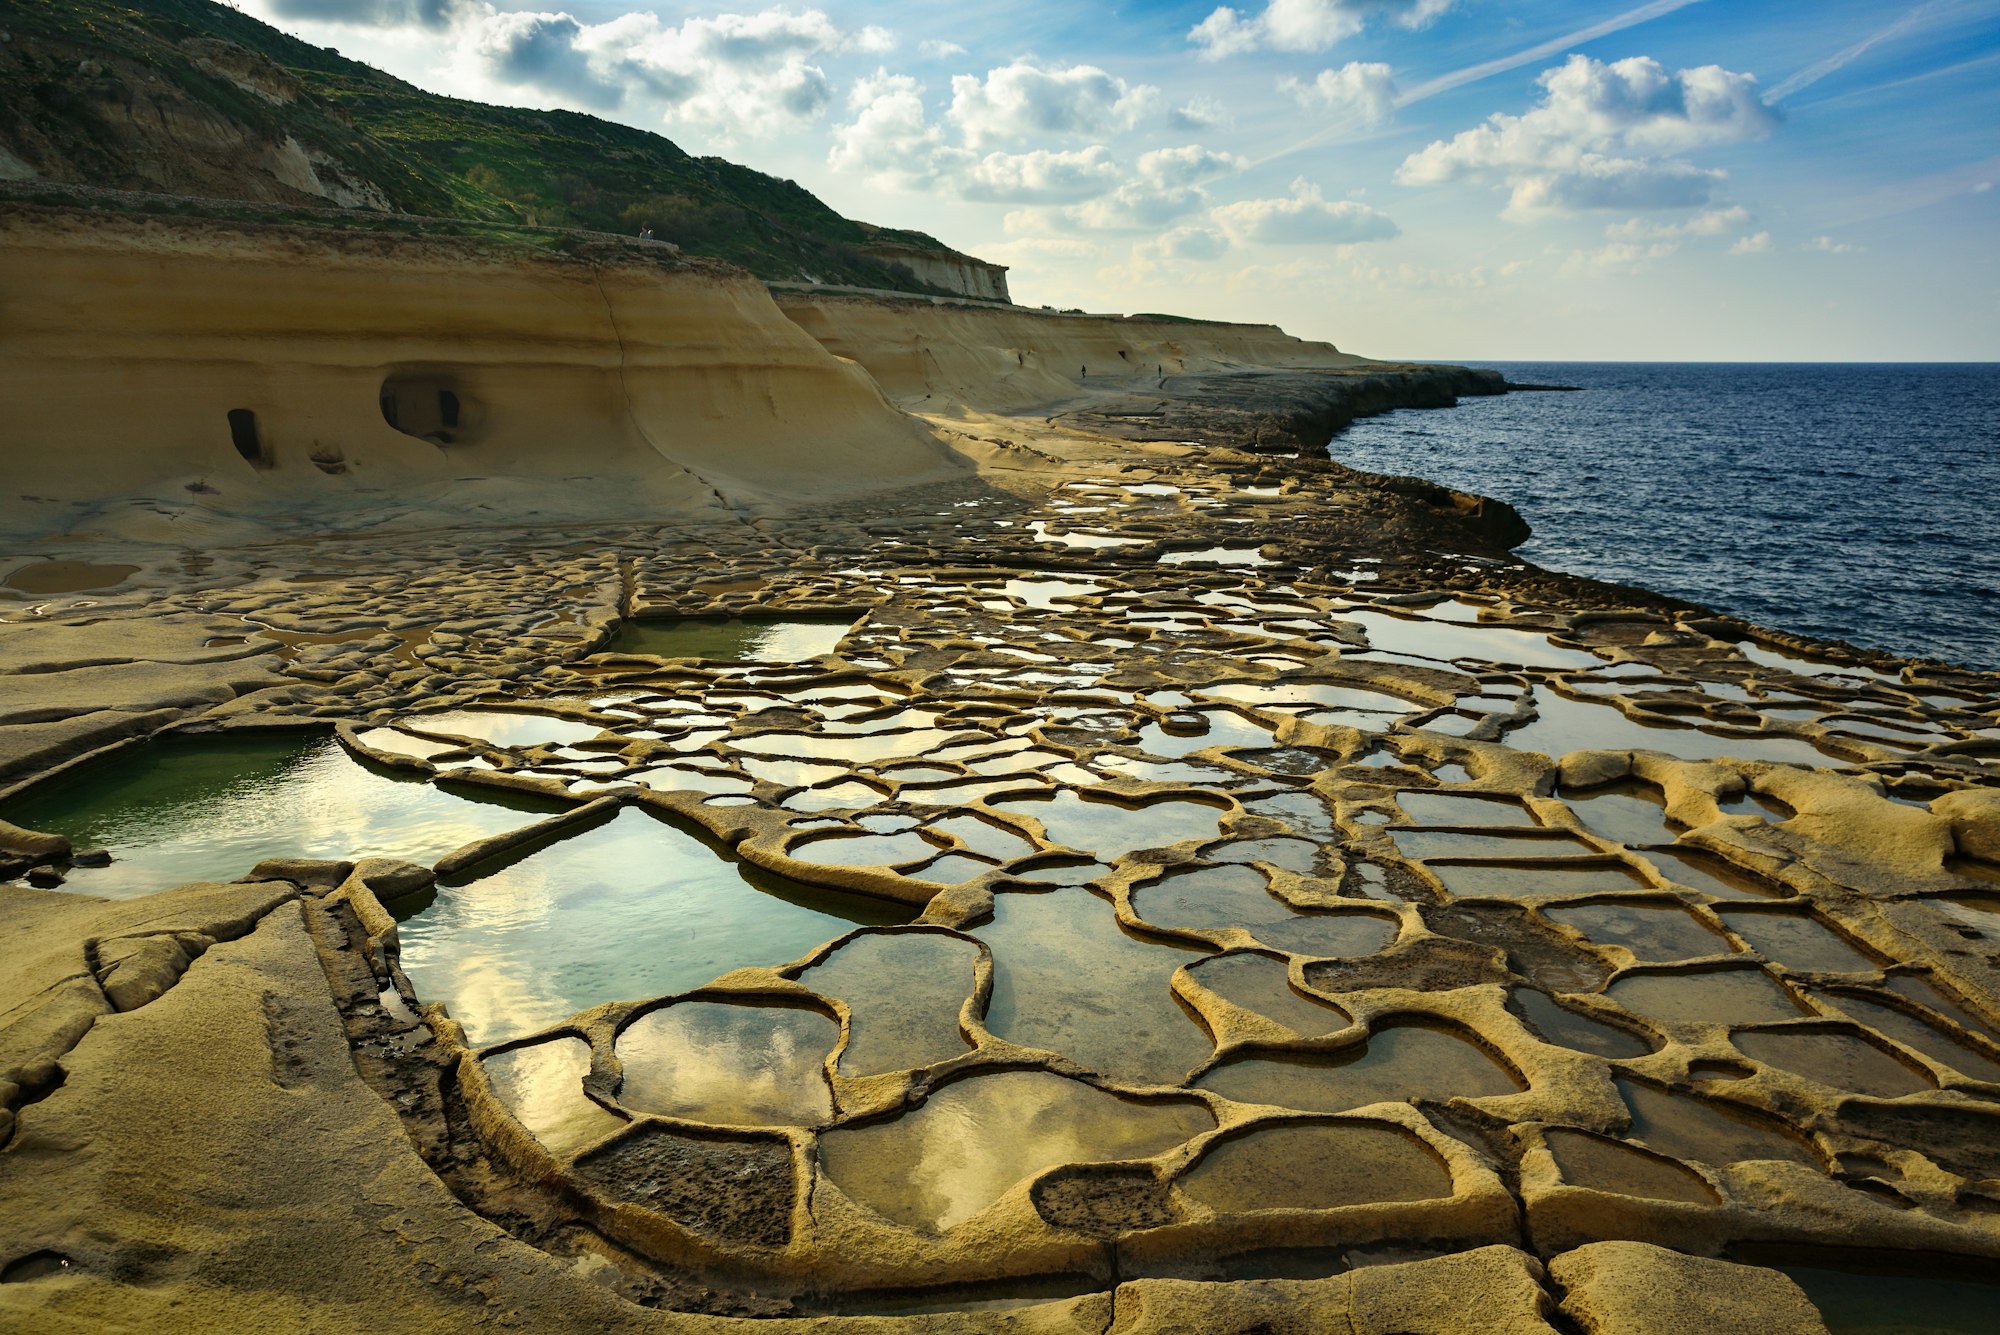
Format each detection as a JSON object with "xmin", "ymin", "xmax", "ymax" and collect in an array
[
  {"xmin": 0, "ymin": 208, "xmax": 964, "ymax": 539},
  {"xmin": 773, "ymin": 292, "xmax": 1371, "ymax": 412}
]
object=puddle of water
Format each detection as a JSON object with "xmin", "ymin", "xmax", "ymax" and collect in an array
[
  {"xmin": 1195, "ymin": 1021, "xmax": 1525, "ymax": 1112},
  {"xmin": 1716, "ymin": 910, "xmax": 1882, "ymax": 973},
  {"xmin": 481, "ymin": 1036, "xmax": 624, "ymax": 1157},
  {"xmin": 611, "ymin": 618, "xmax": 856, "ymax": 661},
  {"xmin": 1240, "ymin": 791, "xmax": 1338, "ymax": 843},
  {"xmin": 1160, "ymin": 548, "xmax": 1271, "ymax": 566},
  {"xmin": 1425, "ymin": 861, "xmax": 1653, "ymax": 902},
  {"xmin": 990, "ymin": 791, "xmax": 1226, "ymax": 858},
  {"xmin": 1230, "ymin": 748, "xmax": 1341, "ymax": 778},
  {"xmin": 909, "ymin": 853, "xmax": 998, "ymax": 885},
  {"xmin": 1927, "ymin": 895, "xmax": 2000, "ymax": 946},
  {"xmin": 1187, "ymin": 953, "xmax": 1349, "ymax": 1035},
  {"xmin": 1134, "ymin": 709, "xmax": 1276, "ymax": 758},
  {"xmin": 1544, "ymin": 901, "xmax": 1738, "ymax": 964},
  {"xmin": 1340, "ymin": 609, "xmax": 1605, "ymax": 670},
  {"xmin": 1503, "ymin": 690, "xmax": 1836, "ymax": 767},
  {"xmin": 1130, "ymin": 865, "xmax": 1399, "ymax": 958},
  {"xmin": 1026, "ymin": 522, "xmax": 1148, "ymax": 549},
  {"xmin": 631, "ymin": 765, "xmax": 754, "ymax": 796},
  {"xmin": 1395, "ymin": 792, "xmax": 1538, "ymax": 827},
  {"xmin": 1778, "ymin": 1264, "xmax": 2000, "ymax": 1334},
  {"xmin": 1199, "ymin": 681, "xmax": 1419, "ymax": 713},
  {"xmin": 1735, "ymin": 640, "xmax": 1903, "ymax": 687},
  {"xmin": 1001, "ymin": 578, "xmax": 1106, "ymax": 611},
  {"xmin": 1817, "ymin": 993, "xmax": 2000, "ymax": 1084},
  {"xmin": 1544, "ymin": 1129, "xmax": 1715, "ymax": 1203},
  {"xmin": 734, "ymin": 756, "xmax": 849, "ymax": 788},
  {"xmin": 1879, "ymin": 975, "xmax": 1999, "ymax": 1041},
  {"xmin": 1606, "ymin": 968, "xmax": 1808, "ymax": 1027},
  {"xmin": 1643, "ymin": 850, "xmax": 1785, "ymax": 899},
  {"xmin": 733, "ymin": 728, "xmax": 981, "ymax": 764},
  {"xmin": 927, "ymin": 813, "xmax": 1038, "ymax": 862},
  {"xmin": 1507, "ymin": 989, "xmax": 1655, "ymax": 1058},
  {"xmin": 407, "ymin": 710, "xmax": 605, "ymax": 748},
  {"xmin": 0, "ymin": 735, "xmax": 563, "ymax": 898},
  {"xmin": 797, "ymin": 932, "xmax": 979, "ymax": 1076},
  {"xmin": 1251, "ymin": 912, "xmax": 1400, "ymax": 960},
  {"xmin": 1130, "ymin": 864, "xmax": 1286, "ymax": 932},
  {"xmin": 395, "ymin": 807, "xmax": 908, "ymax": 1045},
  {"xmin": 971, "ymin": 887, "xmax": 1212, "ymax": 1085},
  {"xmin": 1391, "ymin": 829, "xmax": 1595, "ymax": 860},
  {"xmin": 783, "ymin": 780, "xmax": 890, "ymax": 812},
  {"xmin": 787, "ymin": 830, "xmax": 942, "ymax": 869},
  {"xmin": 899, "ymin": 777, "xmax": 1046, "ymax": 806},
  {"xmin": 1732, "ymin": 1027, "xmax": 1936, "ymax": 1098},
  {"xmin": 1206, "ymin": 839, "xmax": 1321, "ymax": 879},
  {"xmin": 352, "ymin": 727, "xmax": 464, "ymax": 761},
  {"xmin": 2, "ymin": 559, "xmax": 141, "ymax": 594},
  {"xmin": 615, "ymin": 999, "xmax": 837, "ymax": 1126},
  {"xmin": 1178, "ymin": 1120, "xmax": 1451, "ymax": 1213},
  {"xmin": 1615, "ymin": 1076, "xmax": 1821, "ymax": 1168},
  {"xmin": 819, "ymin": 1069, "xmax": 1212, "ymax": 1233},
  {"xmin": 1561, "ymin": 784, "xmax": 1679, "ymax": 847}
]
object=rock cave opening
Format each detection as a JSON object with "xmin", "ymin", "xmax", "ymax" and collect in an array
[
  {"xmin": 380, "ymin": 373, "xmax": 476, "ymax": 445},
  {"xmin": 226, "ymin": 408, "xmax": 269, "ymax": 468}
]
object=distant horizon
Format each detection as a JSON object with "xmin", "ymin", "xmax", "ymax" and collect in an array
[
  {"xmin": 240, "ymin": 0, "xmax": 1998, "ymax": 362},
  {"xmin": 1400, "ymin": 357, "xmax": 2000, "ymax": 366}
]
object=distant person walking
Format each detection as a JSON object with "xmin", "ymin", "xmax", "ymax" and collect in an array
[{"xmin": 638, "ymin": 225, "xmax": 654, "ymax": 240}]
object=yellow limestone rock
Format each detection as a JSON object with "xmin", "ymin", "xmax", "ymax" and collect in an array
[{"xmin": 1551, "ymin": 1242, "xmax": 1830, "ymax": 1335}]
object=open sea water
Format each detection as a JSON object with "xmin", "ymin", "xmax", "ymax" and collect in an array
[{"xmin": 1328, "ymin": 362, "xmax": 2000, "ymax": 672}]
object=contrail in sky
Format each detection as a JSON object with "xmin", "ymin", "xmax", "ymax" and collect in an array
[
  {"xmin": 1764, "ymin": 0, "xmax": 1956, "ymax": 103},
  {"xmin": 1247, "ymin": 0, "xmax": 1705, "ymax": 170},
  {"xmin": 1395, "ymin": 0, "xmax": 1708, "ymax": 106}
]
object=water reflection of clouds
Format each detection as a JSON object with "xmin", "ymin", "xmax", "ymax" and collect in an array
[{"xmin": 396, "ymin": 806, "xmax": 908, "ymax": 1046}]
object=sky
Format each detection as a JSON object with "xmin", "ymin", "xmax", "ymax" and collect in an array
[{"xmin": 238, "ymin": 0, "xmax": 2000, "ymax": 360}]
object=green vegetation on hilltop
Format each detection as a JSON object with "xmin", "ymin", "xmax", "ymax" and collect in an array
[{"xmin": 0, "ymin": 0, "xmax": 962, "ymax": 288}]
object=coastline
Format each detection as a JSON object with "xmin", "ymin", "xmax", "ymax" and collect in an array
[{"xmin": 2, "ymin": 213, "xmax": 1999, "ymax": 1330}]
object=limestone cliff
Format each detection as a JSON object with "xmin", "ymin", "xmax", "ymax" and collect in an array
[
  {"xmin": 774, "ymin": 293, "xmax": 1370, "ymax": 412},
  {"xmin": 0, "ymin": 206, "xmax": 964, "ymax": 540}
]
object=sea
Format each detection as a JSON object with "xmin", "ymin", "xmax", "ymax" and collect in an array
[{"xmin": 1326, "ymin": 362, "xmax": 2000, "ymax": 673}]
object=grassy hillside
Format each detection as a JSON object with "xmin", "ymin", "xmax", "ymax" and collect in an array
[{"xmin": 0, "ymin": 0, "xmax": 962, "ymax": 287}]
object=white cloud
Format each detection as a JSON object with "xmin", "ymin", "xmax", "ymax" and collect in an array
[
  {"xmin": 1605, "ymin": 205, "xmax": 1750, "ymax": 240},
  {"xmin": 1808, "ymin": 235, "xmax": 1862, "ymax": 253},
  {"xmin": 1562, "ymin": 239, "xmax": 1679, "ymax": 277},
  {"xmin": 1146, "ymin": 226, "xmax": 1232, "ymax": 262},
  {"xmin": 1729, "ymin": 230, "xmax": 1771, "ymax": 254},
  {"xmin": 468, "ymin": 6, "xmax": 869, "ymax": 138},
  {"xmin": 1137, "ymin": 144, "xmax": 1245, "ymax": 188},
  {"xmin": 1212, "ymin": 177, "xmax": 1399, "ymax": 245},
  {"xmin": 1396, "ymin": 55, "xmax": 1780, "ymax": 219},
  {"xmin": 947, "ymin": 60, "xmax": 1157, "ymax": 148},
  {"xmin": 960, "ymin": 147, "xmax": 1121, "ymax": 202},
  {"xmin": 827, "ymin": 70, "xmax": 957, "ymax": 187},
  {"xmin": 1169, "ymin": 96, "xmax": 1232, "ymax": 131},
  {"xmin": 1281, "ymin": 61, "xmax": 1396, "ymax": 124},
  {"xmin": 851, "ymin": 24, "xmax": 896, "ymax": 54},
  {"xmin": 1002, "ymin": 145, "xmax": 1244, "ymax": 232},
  {"xmin": 918, "ymin": 38, "xmax": 966, "ymax": 59},
  {"xmin": 1191, "ymin": 0, "xmax": 1458, "ymax": 59}
]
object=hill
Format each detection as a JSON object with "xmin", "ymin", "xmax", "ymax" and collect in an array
[{"xmin": 0, "ymin": 0, "xmax": 999, "ymax": 292}]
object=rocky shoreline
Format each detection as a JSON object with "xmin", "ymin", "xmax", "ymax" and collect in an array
[{"xmin": 3, "ymin": 232, "xmax": 1999, "ymax": 1332}]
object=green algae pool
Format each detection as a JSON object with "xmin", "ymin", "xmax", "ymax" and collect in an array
[
  {"xmin": 394, "ymin": 805, "xmax": 912, "ymax": 1045},
  {"xmin": 1, "ymin": 734, "xmax": 564, "ymax": 898}
]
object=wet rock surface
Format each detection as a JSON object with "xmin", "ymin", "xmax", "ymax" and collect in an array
[{"xmin": 3, "ymin": 370, "xmax": 1999, "ymax": 1328}]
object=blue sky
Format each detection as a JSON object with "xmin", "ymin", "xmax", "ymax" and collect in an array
[{"xmin": 242, "ymin": 0, "xmax": 2000, "ymax": 359}]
